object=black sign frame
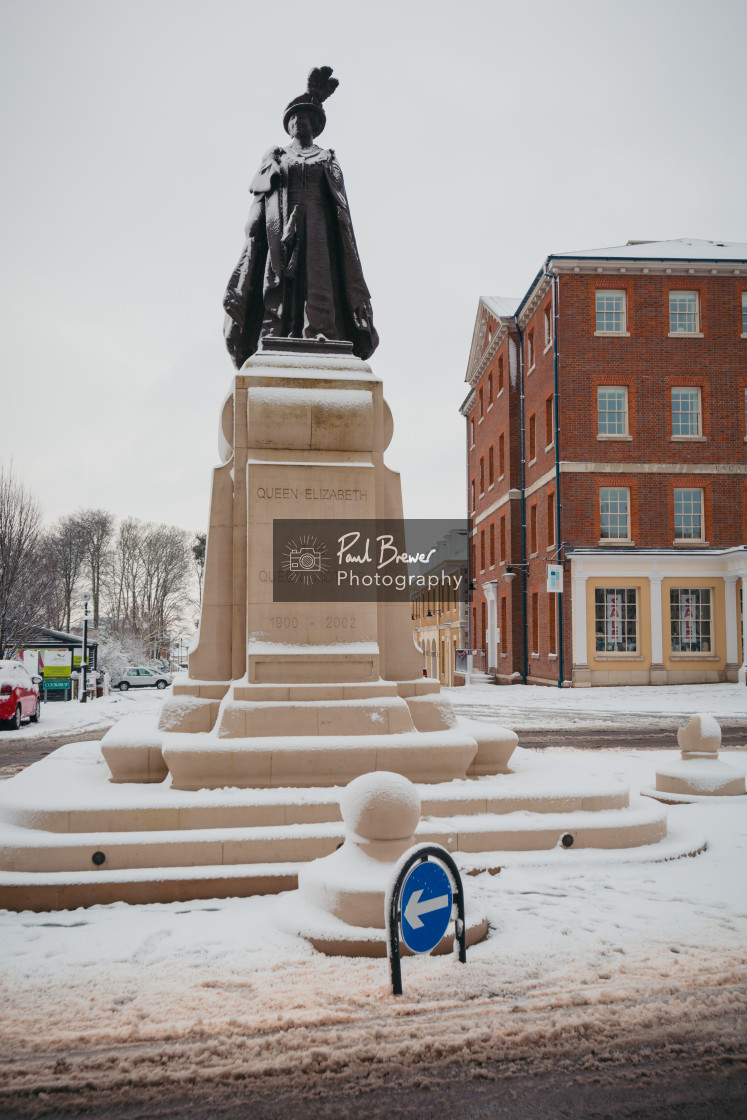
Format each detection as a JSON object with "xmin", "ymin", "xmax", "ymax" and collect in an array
[{"xmin": 386, "ymin": 844, "xmax": 467, "ymax": 997}]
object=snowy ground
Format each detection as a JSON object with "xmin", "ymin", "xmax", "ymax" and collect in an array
[
  {"xmin": 1, "ymin": 687, "xmax": 167, "ymax": 743},
  {"xmin": 3, "ymin": 680, "xmax": 746, "ymax": 747},
  {"xmin": 0, "ymin": 690, "xmax": 746, "ymax": 1116},
  {"xmin": 447, "ymin": 680, "xmax": 747, "ymax": 730}
]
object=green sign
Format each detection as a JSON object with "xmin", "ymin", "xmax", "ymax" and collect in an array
[{"xmin": 43, "ymin": 680, "xmax": 70, "ymax": 691}]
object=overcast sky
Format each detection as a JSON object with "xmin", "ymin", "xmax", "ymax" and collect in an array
[{"xmin": 1, "ymin": 0, "xmax": 745, "ymax": 537}]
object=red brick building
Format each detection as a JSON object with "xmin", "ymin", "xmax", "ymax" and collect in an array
[{"xmin": 461, "ymin": 240, "xmax": 747, "ymax": 686}]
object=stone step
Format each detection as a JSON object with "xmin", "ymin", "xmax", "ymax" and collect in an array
[
  {"xmin": 163, "ymin": 729, "xmax": 480, "ymax": 790},
  {"xmin": 216, "ymin": 696, "xmax": 417, "ymax": 738},
  {"xmin": 0, "ymin": 744, "xmax": 630, "ymax": 835},
  {"xmin": 0, "ymin": 802, "xmax": 665, "ymax": 875},
  {"xmin": 0, "ymin": 862, "xmax": 300, "ymax": 912},
  {"xmin": 0, "ymin": 815, "xmax": 704, "ymax": 915}
]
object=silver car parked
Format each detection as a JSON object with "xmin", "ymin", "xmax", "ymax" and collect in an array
[{"xmin": 113, "ymin": 667, "xmax": 172, "ymax": 691}]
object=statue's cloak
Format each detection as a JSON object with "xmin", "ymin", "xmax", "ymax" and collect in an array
[{"xmin": 223, "ymin": 146, "xmax": 378, "ymax": 368}]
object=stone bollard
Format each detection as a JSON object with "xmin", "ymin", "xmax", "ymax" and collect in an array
[
  {"xmin": 652, "ymin": 713, "xmax": 746, "ymax": 800},
  {"xmin": 299, "ymin": 771, "xmax": 421, "ymax": 929}
]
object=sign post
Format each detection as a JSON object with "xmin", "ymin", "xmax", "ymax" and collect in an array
[{"xmin": 386, "ymin": 844, "xmax": 467, "ymax": 996}]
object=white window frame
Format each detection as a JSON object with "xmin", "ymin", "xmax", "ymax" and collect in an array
[
  {"xmin": 594, "ymin": 587, "xmax": 639, "ymax": 654},
  {"xmin": 673, "ymin": 488, "xmax": 704, "ymax": 542},
  {"xmin": 671, "ymin": 387, "xmax": 702, "ymax": 439},
  {"xmin": 669, "ymin": 291, "xmax": 701, "ymax": 336},
  {"xmin": 669, "ymin": 588, "xmax": 712, "ymax": 654},
  {"xmin": 595, "ymin": 290, "xmax": 628, "ymax": 336},
  {"xmin": 597, "ymin": 386, "xmax": 630, "ymax": 439},
  {"xmin": 599, "ymin": 487, "xmax": 631, "ymax": 542},
  {"xmin": 544, "ymin": 307, "xmax": 553, "ymax": 352}
]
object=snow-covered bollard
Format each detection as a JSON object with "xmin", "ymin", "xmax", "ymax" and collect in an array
[
  {"xmin": 676, "ymin": 713, "xmax": 721, "ymax": 757},
  {"xmin": 299, "ymin": 771, "xmax": 421, "ymax": 930},
  {"xmin": 649, "ymin": 714, "xmax": 746, "ymax": 802},
  {"xmin": 287, "ymin": 771, "xmax": 488, "ymax": 956}
]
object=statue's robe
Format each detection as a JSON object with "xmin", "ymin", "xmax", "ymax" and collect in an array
[{"xmin": 223, "ymin": 145, "xmax": 378, "ymax": 367}]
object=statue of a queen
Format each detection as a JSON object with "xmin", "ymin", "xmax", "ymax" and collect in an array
[{"xmin": 223, "ymin": 66, "xmax": 379, "ymax": 367}]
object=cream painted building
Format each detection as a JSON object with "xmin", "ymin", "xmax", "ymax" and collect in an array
[{"xmin": 569, "ymin": 546, "xmax": 746, "ymax": 686}]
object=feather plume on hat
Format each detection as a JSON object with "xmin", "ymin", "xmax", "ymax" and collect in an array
[{"xmin": 283, "ymin": 66, "xmax": 339, "ymax": 137}]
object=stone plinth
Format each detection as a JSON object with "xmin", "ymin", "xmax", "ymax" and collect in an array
[{"xmin": 103, "ymin": 348, "xmax": 515, "ymax": 790}]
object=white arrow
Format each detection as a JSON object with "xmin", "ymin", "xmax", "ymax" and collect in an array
[{"xmin": 404, "ymin": 889, "xmax": 450, "ymax": 930}]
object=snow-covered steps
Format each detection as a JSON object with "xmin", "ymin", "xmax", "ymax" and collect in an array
[
  {"xmin": 0, "ymin": 801, "xmax": 667, "ymax": 874},
  {"xmin": 0, "ymin": 861, "xmax": 300, "ymax": 912},
  {"xmin": 0, "ymin": 741, "xmax": 630, "ymax": 834},
  {"xmin": 0, "ymin": 740, "xmax": 702, "ymax": 912}
]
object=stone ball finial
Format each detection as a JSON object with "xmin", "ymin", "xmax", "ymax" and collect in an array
[
  {"xmin": 340, "ymin": 771, "xmax": 421, "ymax": 841},
  {"xmin": 677, "ymin": 713, "xmax": 721, "ymax": 756}
]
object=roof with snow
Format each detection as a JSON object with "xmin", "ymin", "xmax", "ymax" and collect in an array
[
  {"xmin": 549, "ymin": 238, "xmax": 747, "ymax": 262},
  {"xmin": 481, "ymin": 295, "xmax": 521, "ymax": 319}
]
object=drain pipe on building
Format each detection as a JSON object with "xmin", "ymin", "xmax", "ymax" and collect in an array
[
  {"xmin": 513, "ymin": 317, "xmax": 528, "ymax": 685},
  {"xmin": 549, "ymin": 268, "xmax": 565, "ymax": 688}
]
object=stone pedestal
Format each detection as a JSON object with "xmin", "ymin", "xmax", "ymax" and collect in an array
[
  {"xmin": 647, "ymin": 714, "xmax": 746, "ymax": 802},
  {"xmin": 102, "ymin": 347, "xmax": 515, "ymax": 789}
]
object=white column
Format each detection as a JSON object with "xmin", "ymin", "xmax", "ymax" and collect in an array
[
  {"xmin": 724, "ymin": 574, "xmax": 739, "ymax": 681},
  {"xmin": 571, "ymin": 564, "xmax": 590, "ymax": 686},
  {"xmin": 739, "ymin": 575, "xmax": 747, "ymax": 686},
  {"xmin": 482, "ymin": 581, "xmax": 498, "ymax": 672},
  {"xmin": 649, "ymin": 572, "xmax": 666, "ymax": 684}
]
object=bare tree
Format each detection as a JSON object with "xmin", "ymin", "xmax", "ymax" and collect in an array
[
  {"xmin": 102, "ymin": 518, "xmax": 193, "ymax": 660},
  {"xmin": 77, "ymin": 509, "xmax": 115, "ymax": 627},
  {"xmin": 0, "ymin": 464, "xmax": 44, "ymax": 654},
  {"xmin": 48, "ymin": 514, "xmax": 87, "ymax": 631},
  {"xmin": 103, "ymin": 518, "xmax": 144, "ymax": 635},
  {"xmin": 138, "ymin": 523, "xmax": 192, "ymax": 659}
]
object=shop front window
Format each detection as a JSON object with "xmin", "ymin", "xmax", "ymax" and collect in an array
[
  {"xmin": 670, "ymin": 588, "xmax": 712, "ymax": 653},
  {"xmin": 595, "ymin": 587, "xmax": 638, "ymax": 652}
]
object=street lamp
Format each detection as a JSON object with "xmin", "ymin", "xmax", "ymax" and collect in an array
[{"xmin": 80, "ymin": 592, "xmax": 91, "ymax": 704}]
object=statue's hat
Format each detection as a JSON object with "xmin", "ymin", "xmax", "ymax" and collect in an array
[{"xmin": 283, "ymin": 65, "xmax": 339, "ymax": 137}]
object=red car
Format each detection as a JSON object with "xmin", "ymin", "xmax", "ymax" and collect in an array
[{"xmin": 0, "ymin": 660, "xmax": 41, "ymax": 730}]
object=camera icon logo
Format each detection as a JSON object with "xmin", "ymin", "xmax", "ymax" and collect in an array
[
  {"xmin": 282, "ymin": 535, "xmax": 329, "ymax": 584},
  {"xmin": 288, "ymin": 546, "xmax": 323, "ymax": 573}
]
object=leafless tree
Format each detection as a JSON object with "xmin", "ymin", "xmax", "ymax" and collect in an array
[
  {"xmin": 102, "ymin": 518, "xmax": 193, "ymax": 659},
  {"xmin": 77, "ymin": 509, "xmax": 115, "ymax": 627},
  {"xmin": 0, "ymin": 463, "xmax": 44, "ymax": 654},
  {"xmin": 138, "ymin": 523, "xmax": 192, "ymax": 659},
  {"xmin": 48, "ymin": 514, "xmax": 87, "ymax": 631},
  {"xmin": 104, "ymin": 517, "xmax": 144, "ymax": 634}
]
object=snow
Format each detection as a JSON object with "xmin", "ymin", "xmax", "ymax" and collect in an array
[
  {"xmin": 551, "ymin": 238, "xmax": 747, "ymax": 261},
  {"xmin": 0, "ymin": 686, "xmax": 167, "ymax": 744},
  {"xmin": 248, "ymin": 386, "xmax": 371, "ymax": 410},
  {"xmin": 247, "ymin": 351, "xmax": 377, "ymax": 379},
  {"xmin": 481, "ymin": 295, "xmax": 521, "ymax": 320},
  {"xmin": 1, "ymin": 684, "xmax": 746, "ymax": 1108},
  {"xmin": 447, "ymin": 681, "xmax": 747, "ymax": 730}
]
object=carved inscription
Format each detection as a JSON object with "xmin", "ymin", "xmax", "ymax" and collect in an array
[{"xmin": 256, "ymin": 486, "xmax": 368, "ymax": 501}]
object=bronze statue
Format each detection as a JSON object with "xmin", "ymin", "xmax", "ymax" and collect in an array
[{"xmin": 223, "ymin": 66, "xmax": 379, "ymax": 367}]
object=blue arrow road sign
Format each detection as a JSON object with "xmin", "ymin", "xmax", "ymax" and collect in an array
[{"xmin": 400, "ymin": 860, "xmax": 453, "ymax": 954}]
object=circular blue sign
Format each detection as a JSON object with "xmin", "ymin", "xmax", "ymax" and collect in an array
[{"xmin": 400, "ymin": 860, "xmax": 453, "ymax": 954}]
